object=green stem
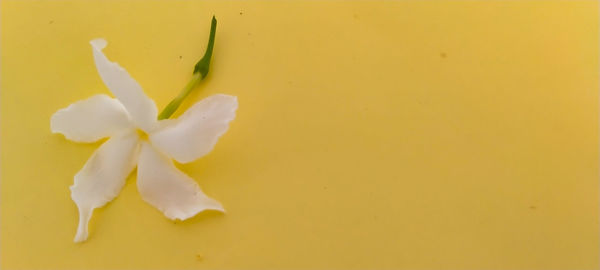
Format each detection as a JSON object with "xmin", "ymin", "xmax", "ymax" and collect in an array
[
  {"xmin": 158, "ymin": 16, "xmax": 217, "ymax": 120},
  {"xmin": 157, "ymin": 73, "xmax": 202, "ymax": 120}
]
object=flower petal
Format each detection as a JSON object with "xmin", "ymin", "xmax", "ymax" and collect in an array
[
  {"xmin": 71, "ymin": 132, "xmax": 140, "ymax": 242},
  {"xmin": 51, "ymin": 94, "xmax": 133, "ymax": 143},
  {"xmin": 137, "ymin": 142, "xmax": 224, "ymax": 220},
  {"xmin": 90, "ymin": 39, "xmax": 158, "ymax": 132},
  {"xmin": 149, "ymin": 94, "xmax": 238, "ymax": 163}
]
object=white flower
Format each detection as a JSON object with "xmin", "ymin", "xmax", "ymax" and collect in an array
[{"xmin": 50, "ymin": 39, "xmax": 238, "ymax": 243}]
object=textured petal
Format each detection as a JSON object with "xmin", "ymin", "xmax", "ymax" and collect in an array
[
  {"xmin": 90, "ymin": 39, "xmax": 158, "ymax": 132},
  {"xmin": 137, "ymin": 142, "xmax": 224, "ymax": 220},
  {"xmin": 149, "ymin": 94, "xmax": 238, "ymax": 163},
  {"xmin": 71, "ymin": 132, "xmax": 140, "ymax": 242},
  {"xmin": 51, "ymin": 94, "xmax": 133, "ymax": 143}
]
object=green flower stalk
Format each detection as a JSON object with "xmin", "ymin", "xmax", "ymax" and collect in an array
[{"xmin": 158, "ymin": 16, "xmax": 217, "ymax": 120}]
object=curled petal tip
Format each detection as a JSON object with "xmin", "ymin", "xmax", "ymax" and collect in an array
[
  {"xmin": 90, "ymin": 38, "xmax": 107, "ymax": 49},
  {"xmin": 207, "ymin": 199, "xmax": 225, "ymax": 213},
  {"xmin": 73, "ymin": 207, "xmax": 91, "ymax": 243}
]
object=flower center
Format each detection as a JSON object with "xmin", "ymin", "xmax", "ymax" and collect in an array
[{"xmin": 136, "ymin": 129, "xmax": 149, "ymax": 141}]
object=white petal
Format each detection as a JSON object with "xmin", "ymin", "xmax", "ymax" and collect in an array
[
  {"xmin": 137, "ymin": 142, "xmax": 224, "ymax": 220},
  {"xmin": 71, "ymin": 132, "xmax": 140, "ymax": 242},
  {"xmin": 149, "ymin": 94, "xmax": 238, "ymax": 163},
  {"xmin": 51, "ymin": 94, "xmax": 133, "ymax": 143},
  {"xmin": 90, "ymin": 39, "xmax": 158, "ymax": 132}
]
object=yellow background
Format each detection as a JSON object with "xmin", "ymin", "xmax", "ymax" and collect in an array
[{"xmin": 1, "ymin": 0, "xmax": 598, "ymax": 269}]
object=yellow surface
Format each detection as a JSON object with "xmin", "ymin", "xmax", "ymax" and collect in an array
[{"xmin": 1, "ymin": 0, "xmax": 598, "ymax": 269}]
